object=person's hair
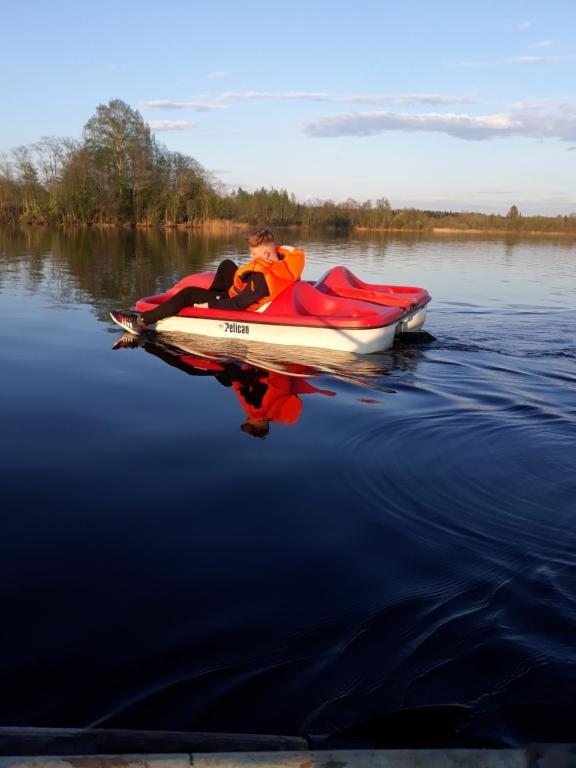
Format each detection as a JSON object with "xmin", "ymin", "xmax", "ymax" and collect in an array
[
  {"xmin": 240, "ymin": 420, "xmax": 270, "ymax": 439},
  {"xmin": 247, "ymin": 228, "xmax": 275, "ymax": 248}
]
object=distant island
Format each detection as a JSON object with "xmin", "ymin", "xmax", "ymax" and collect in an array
[{"xmin": 1, "ymin": 99, "xmax": 575, "ymax": 236}]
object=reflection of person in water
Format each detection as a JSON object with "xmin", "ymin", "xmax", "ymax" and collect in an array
[
  {"xmin": 230, "ymin": 367, "xmax": 334, "ymax": 439},
  {"xmin": 137, "ymin": 341, "xmax": 335, "ymax": 439}
]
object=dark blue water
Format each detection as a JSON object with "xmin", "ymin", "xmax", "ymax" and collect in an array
[{"xmin": 1, "ymin": 228, "xmax": 575, "ymax": 747}]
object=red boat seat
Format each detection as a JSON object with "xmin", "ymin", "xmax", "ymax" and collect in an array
[
  {"xmin": 266, "ymin": 280, "xmax": 403, "ymax": 321},
  {"xmin": 314, "ymin": 266, "xmax": 430, "ymax": 309}
]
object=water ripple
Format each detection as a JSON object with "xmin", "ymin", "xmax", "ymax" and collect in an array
[{"xmin": 335, "ymin": 369, "xmax": 576, "ymax": 566}]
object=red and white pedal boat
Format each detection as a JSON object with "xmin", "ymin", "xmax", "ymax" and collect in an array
[{"xmin": 135, "ymin": 266, "xmax": 431, "ymax": 354}]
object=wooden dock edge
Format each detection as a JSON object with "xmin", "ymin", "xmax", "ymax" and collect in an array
[
  {"xmin": 0, "ymin": 749, "xmax": 575, "ymax": 768},
  {"xmin": 0, "ymin": 729, "xmax": 575, "ymax": 767},
  {"xmin": 0, "ymin": 729, "xmax": 306, "ymax": 756}
]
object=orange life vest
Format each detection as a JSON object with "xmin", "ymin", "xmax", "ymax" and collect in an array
[{"xmin": 229, "ymin": 246, "xmax": 305, "ymax": 311}]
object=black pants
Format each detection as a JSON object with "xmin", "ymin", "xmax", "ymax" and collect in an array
[{"xmin": 140, "ymin": 259, "xmax": 238, "ymax": 324}]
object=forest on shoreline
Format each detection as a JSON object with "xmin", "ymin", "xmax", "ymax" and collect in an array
[{"xmin": 2, "ymin": 99, "xmax": 576, "ymax": 235}]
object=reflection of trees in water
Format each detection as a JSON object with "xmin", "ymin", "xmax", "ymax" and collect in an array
[{"xmin": 0, "ymin": 227, "xmax": 249, "ymax": 317}]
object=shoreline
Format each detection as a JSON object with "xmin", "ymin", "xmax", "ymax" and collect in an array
[
  {"xmin": 2, "ymin": 220, "xmax": 576, "ymax": 238},
  {"xmin": 353, "ymin": 226, "xmax": 576, "ymax": 238},
  {"xmin": 431, "ymin": 226, "xmax": 576, "ymax": 237}
]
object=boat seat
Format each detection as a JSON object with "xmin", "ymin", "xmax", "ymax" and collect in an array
[
  {"xmin": 314, "ymin": 266, "xmax": 430, "ymax": 308},
  {"xmin": 265, "ymin": 280, "xmax": 392, "ymax": 319}
]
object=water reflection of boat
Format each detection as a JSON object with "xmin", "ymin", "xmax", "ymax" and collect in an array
[
  {"xmin": 117, "ymin": 322, "xmax": 430, "ymax": 374},
  {"xmin": 113, "ymin": 333, "xmax": 337, "ymax": 439},
  {"xmin": 137, "ymin": 329, "xmax": 430, "ymax": 382},
  {"xmin": 112, "ymin": 327, "xmax": 432, "ymax": 435},
  {"xmin": 135, "ymin": 267, "xmax": 431, "ymax": 354}
]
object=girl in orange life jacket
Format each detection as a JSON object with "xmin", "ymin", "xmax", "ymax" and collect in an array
[{"xmin": 109, "ymin": 228, "xmax": 306, "ymax": 334}]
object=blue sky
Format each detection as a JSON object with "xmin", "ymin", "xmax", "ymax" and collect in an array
[{"xmin": 2, "ymin": 0, "xmax": 575, "ymax": 214}]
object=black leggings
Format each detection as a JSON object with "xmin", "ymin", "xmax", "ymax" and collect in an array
[{"xmin": 140, "ymin": 259, "xmax": 238, "ymax": 324}]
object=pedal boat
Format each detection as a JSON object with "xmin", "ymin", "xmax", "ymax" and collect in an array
[{"xmin": 135, "ymin": 267, "xmax": 431, "ymax": 354}]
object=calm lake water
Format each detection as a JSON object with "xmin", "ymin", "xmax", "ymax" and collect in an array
[{"xmin": 1, "ymin": 227, "xmax": 575, "ymax": 747}]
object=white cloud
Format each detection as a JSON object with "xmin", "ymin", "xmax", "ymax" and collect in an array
[
  {"xmin": 146, "ymin": 120, "xmax": 196, "ymax": 131},
  {"xmin": 305, "ymin": 111, "xmax": 519, "ymax": 140},
  {"xmin": 331, "ymin": 93, "xmax": 474, "ymax": 106},
  {"xmin": 304, "ymin": 101, "xmax": 576, "ymax": 142},
  {"xmin": 458, "ymin": 53, "xmax": 574, "ymax": 67},
  {"xmin": 506, "ymin": 55, "xmax": 547, "ymax": 64},
  {"xmin": 518, "ymin": 20, "xmax": 532, "ymax": 29},
  {"xmin": 142, "ymin": 100, "xmax": 225, "ymax": 113},
  {"xmin": 206, "ymin": 70, "xmax": 231, "ymax": 80},
  {"xmin": 531, "ymin": 40, "xmax": 553, "ymax": 48},
  {"xmin": 140, "ymin": 91, "xmax": 474, "ymax": 111},
  {"xmin": 511, "ymin": 100, "xmax": 576, "ymax": 140},
  {"xmin": 506, "ymin": 54, "xmax": 574, "ymax": 64}
]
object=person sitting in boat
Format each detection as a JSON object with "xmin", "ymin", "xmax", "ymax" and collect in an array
[{"xmin": 110, "ymin": 228, "xmax": 306, "ymax": 334}]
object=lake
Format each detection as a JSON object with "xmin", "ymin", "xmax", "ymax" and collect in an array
[{"xmin": 0, "ymin": 226, "xmax": 575, "ymax": 747}]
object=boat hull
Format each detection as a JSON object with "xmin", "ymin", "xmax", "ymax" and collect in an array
[
  {"xmin": 155, "ymin": 314, "xmax": 398, "ymax": 354},
  {"xmin": 397, "ymin": 304, "xmax": 428, "ymax": 333}
]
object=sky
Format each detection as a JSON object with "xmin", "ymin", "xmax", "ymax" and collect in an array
[{"xmin": 2, "ymin": 0, "xmax": 576, "ymax": 215}]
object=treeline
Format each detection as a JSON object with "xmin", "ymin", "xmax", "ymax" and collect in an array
[
  {"xmin": 2, "ymin": 98, "xmax": 576, "ymax": 234},
  {"xmin": 0, "ymin": 100, "xmax": 220, "ymax": 227}
]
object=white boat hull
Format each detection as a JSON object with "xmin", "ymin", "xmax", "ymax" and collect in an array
[
  {"xmin": 155, "ymin": 315, "xmax": 399, "ymax": 354},
  {"xmin": 397, "ymin": 304, "xmax": 428, "ymax": 333}
]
